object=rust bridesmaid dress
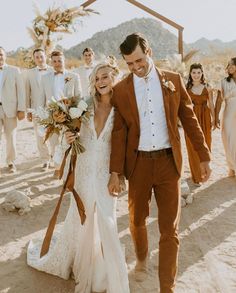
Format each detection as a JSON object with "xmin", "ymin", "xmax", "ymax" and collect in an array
[{"xmin": 185, "ymin": 87, "xmax": 211, "ymax": 183}]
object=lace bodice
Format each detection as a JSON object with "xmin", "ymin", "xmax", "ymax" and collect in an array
[{"xmin": 79, "ymin": 107, "xmax": 114, "ymax": 152}]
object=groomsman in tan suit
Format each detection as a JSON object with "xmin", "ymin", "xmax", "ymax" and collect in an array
[
  {"xmin": 76, "ymin": 47, "xmax": 96, "ymax": 100},
  {"xmin": 0, "ymin": 47, "xmax": 25, "ymax": 175},
  {"xmin": 25, "ymin": 48, "xmax": 53, "ymax": 171},
  {"xmin": 40, "ymin": 50, "xmax": 81, "ymax": 178}
]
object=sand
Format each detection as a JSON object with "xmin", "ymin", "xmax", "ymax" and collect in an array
[{"xmin": 0, "ymin": 120, "xmax": 236, "ymax": 293}]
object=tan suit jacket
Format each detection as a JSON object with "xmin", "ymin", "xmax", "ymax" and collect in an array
[
  {"xmin": 25, "ymin": 66, "xmax": 53, "ymax": 109},
  {"xmin": 0, "ymin": 65, "xmax": 25, "ymax": 118},
  {"xmin": 110, "ymin": 68, "xmax": 211, "ymax": 179},
  {"xmin": 40, "ymin": 70, "xmax": 81, "ymax": 104}
]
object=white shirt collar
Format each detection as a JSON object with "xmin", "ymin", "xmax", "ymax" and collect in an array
[
  {"xmin": 84, "ymin": 62, "xmax": 95, "ymax": 69},
  {"xmin": 36, "ymin": 65, "xmax": 48, "ymax": 70}
]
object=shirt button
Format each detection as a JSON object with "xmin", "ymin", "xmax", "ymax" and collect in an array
[
  {"xmin": 153, "ymin": 146, "xmax": 155, "ymax": 148},
  {"xmin": 152, "ymin": 123, "xmax": 154, "ymax": 125},
  {"xmin": 150, "ymin": 111, "xmax": 153, "ymax": 113},
  {"xmin": 152, "ymin": 134, "xmax": 155, "ymax": 136},
  {"xmin": 149, "ymin": 100, "xmax": 151, "ymax": 102}
]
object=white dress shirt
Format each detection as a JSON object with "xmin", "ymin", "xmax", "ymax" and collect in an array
[
  {"xmin": 133, "ymin": 63, "xmax": 171, "ymax": 151},
  {"xmin": 53, "ymin": 72, "xmax": 65, "ymax": 100},
  {"xmin": 76, "ymin": 62, "xmax": 96, "ymax": 100},
  {"xmin": 36, "ymin": 66, "xmax": 50, "ymax": 89}
]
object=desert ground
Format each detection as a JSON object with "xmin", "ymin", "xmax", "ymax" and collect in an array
[{"xmin": 0, "ymin": 119, "xmax": 236, "ymax": 293}]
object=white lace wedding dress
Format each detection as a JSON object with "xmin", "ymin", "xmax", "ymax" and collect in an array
[{"xmin": 27, "ymin": 107, "xmax": 130, "ymax": 293}]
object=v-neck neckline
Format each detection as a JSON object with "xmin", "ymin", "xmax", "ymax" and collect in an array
[{"xmin": 92, "ymin": 106, "xmax": 113, "ymax": 140}]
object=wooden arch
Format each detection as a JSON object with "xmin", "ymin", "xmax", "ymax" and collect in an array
[{"xmin": 80, "ymin": 0, "xmax": 184, "ymax": 58}]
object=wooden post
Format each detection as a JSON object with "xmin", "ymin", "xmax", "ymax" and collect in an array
[
  {"xmin": 178, "ymin": 29, "xmax": 184, "ymax": 60},
  {"xmin": 79, "ymin": 0, "xmax": 185, "ymax": 58},
  {"xmin": 80, "ymin": 0, "xmax": 97, "ymax": 8},
  {"xmin": 126, "ymin": 0, "xmax": 184, "ymax": 30}
]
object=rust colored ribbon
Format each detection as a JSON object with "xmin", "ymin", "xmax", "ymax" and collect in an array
[{"xmin": 40, "ymin": 146, "xmax": 86, "ymax": 258}]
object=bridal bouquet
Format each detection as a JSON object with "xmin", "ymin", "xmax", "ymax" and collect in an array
[{"xmin": 35, "ymin": 96, "xmax": 89, "ymax": 155}]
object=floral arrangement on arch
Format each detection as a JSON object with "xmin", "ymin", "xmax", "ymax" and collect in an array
[{"xmin": 27, "ymin": 3, "xmax": 96, "ymax": 54}]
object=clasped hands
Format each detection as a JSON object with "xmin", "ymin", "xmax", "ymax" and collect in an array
[
  {"xmin": 65, "ymin": 132, "xmax": 126, "ymax": 197},
  {"xmin": 108, "ymin": 172, "xmax": 126, "ymax": 197}
]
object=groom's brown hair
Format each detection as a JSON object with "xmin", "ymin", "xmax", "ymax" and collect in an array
[{"xmin": 120, "ymin": 33, "xmax": 150, "ymax": 56}]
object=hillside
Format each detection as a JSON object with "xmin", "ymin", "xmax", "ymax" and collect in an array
[{"xmin": 65, "ymin": 18, "xmax": 188, "ymax": 59}]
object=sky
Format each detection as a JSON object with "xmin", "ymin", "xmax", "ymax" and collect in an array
[{"xmin": 1, "ymin": 0, "xmax": 235, "ymax": 51}]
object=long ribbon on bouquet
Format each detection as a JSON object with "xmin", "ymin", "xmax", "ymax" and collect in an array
[{"xmin": 40, "ymin": 146, "xmax": 86, "ymax": 258}]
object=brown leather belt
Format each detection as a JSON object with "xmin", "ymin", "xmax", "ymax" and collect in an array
[{"xmin": 138, "ymin": 148, "xmax": 172, "ymax": 158}]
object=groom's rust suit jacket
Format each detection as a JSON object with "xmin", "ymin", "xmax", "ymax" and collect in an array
[{"xmin": 110, "ymin": 68, "xmax": 211, "ymax": 179}]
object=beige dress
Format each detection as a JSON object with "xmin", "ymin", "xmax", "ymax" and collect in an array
[{"xmin": 221, "ymin": 78, "xmax": 236, "ymax": 172}]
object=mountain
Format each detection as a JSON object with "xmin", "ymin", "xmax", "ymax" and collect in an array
[
  {"xmin": 189, "ymin": 37, "xmax": 236, "ymax": 55},
  {"xmin": 9, "ymin": 18, "xmax": 236, "ymax": 61},
  {"xmin": 65, "ymin": 18, "xmax": 189, "ymax": 59}
]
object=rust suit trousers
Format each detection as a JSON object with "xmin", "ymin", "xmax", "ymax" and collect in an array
[{"xmin": 128, "ymin": 150, "xmax": 181, "ymax": 293}]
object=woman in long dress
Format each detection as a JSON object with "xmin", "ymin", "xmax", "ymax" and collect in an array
[
  {"xmin": 215, "ymin": 57, "xmax": 236, "ymax": 177},
  {"xmin": 27, "ymin": 62, "xmax": 130, "ymax": 293},
  {"xmin": 185, "ymin": 63, "xmax": 215, "ymax": 184}
]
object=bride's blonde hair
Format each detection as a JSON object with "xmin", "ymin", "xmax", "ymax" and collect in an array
[{"xmin": 89, "ymin": 61, "xmax": 120, "ymax": 100}]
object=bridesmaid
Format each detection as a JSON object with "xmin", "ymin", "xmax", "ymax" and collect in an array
[
  {"xmin": 185, "ymin": 63, "xmax": 215, "ymax": 185},
  {"xmin": 215, "ymin": 57, "xmax": 236, "ymax": 177}
]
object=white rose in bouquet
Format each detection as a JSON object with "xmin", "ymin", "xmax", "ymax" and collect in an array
[
  {"xmin": 78, "ymin": 100, "xmax": 88, "ymax": 112},
  {"xmin": 69, "ymin": 107, "xmax": 83, "ymax": 119},
  {"xmin": 69, "ymin": 100, "xmax": 88, "ymax": 119}
]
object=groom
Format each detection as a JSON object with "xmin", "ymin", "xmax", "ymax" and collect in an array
[{"xmin": 108, "ymin": 33, "xmax": 211, "ymax": 292}]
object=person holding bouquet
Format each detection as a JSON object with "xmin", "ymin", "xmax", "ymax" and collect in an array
[{"xmin": 27, "ymin": 61, "xmax": 130, "ymax": 293}]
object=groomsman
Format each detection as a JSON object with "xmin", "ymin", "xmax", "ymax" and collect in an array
[
  {"xmin": 40, "ymin": 50, "xmax": 81, "ymax": 178},
  {"xmin": 0, "ymin": 47, "xmax": 25, "ymax": 175},
  {"xmin": 25, "ymin": 48, "xmax": 53, "ymax": 171},
  {"xmin": 76, "ymin": 47, "xmax": 96, "ymax": 100}
]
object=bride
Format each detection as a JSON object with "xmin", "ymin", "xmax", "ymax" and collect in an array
[{"xmin": 27, "ymin": 62, "xmax": 130, "ymax": 293}]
